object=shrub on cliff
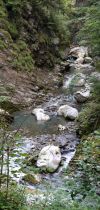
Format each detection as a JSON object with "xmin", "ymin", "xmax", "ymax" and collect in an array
[{"xmin": 0, "ymin": 0, "xmax": 73, "ymax": 68}]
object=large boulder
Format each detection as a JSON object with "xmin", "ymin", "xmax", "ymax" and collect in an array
[
  {"xmin": 69, "ymin": 46, "xmax": 88, "ymax": 57},
  {"xmin": 57, "ymin": 105, "xmax": 78, "ymax": 120},
  {"xmin": 69, "ymin": 46, "xmax": 88, "ymax": 64},
  {"xmin": 37, "ymin": 145, "xmax": 61, "ymax": 172},
  {"xmin": 32, "ymin": 108, "xmax": 50, "ymax": 121},
  {"xmin": 74, "ymin": 89, "xmax": 90, "ymax": 102}
]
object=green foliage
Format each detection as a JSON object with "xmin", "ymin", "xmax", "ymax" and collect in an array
[
  {"xmin": 91, "ymin": 79, "xmax": 100, "ymax": 102},
  {"xmin": 77, "ymin": 1, "xmax": 100, "ymax": 56},
  {"xmin": 0, "ymin": 184, "xmax": 99, "ymax": 210},
  {"xmin": 78, "ymin": 102, "xmax": 100, "ymax": 136},
  {"xmin": 0, "ymin": 0, "xmax": 73, "ymax": 68},
  {"xmin": 78, "ymin": 71, "xmax": 100, "ymax": 136},
  {"xmin": 0, "ymin": 185, "xmax": 27, "ymax": 210},
  {"xmin": 71, "ymin": 131, "xmax": 100, "ymax": 197},
  {"xmin": 23, "ymin": 174, "xmax": 39, "ymax": 185},
  {"xmin": 11, "ymin": 40, "xmax": 35, "ymax": 71}
]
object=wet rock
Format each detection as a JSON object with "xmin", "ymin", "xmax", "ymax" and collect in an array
[
  {"xmin": 56, "ymin": 134, "xmax": 77, "ymax": 148},
  {"xmin": 75, "ymin": 57, "xmax": 84, "ymax": 64},
  {"xmin": 32, "ymin": 108, "xmax": 50, "ymax": 121},
  {"xmin": 26, "ymin": 153, "xmax": 38, "ymax": 166},
  {"xmin": 70, "ymin": 63, "xmax": 94, "ymax": 74},
  {"xmin": 69, "ymin": 46, "xmax": 88, "ymax": 57},
  {"xmin": 84, "ymin": 56, "xmax": 93, "ymax": 64},
  {"xmin": 58, "ymin": 124, "xmax": 66, "ymax": 131},
  {"xmin": 60, "ymin": 61, "xmax": 70, "ymax": 72},
  {"xmin": 0, "ymin": 108, "xmax": 14, "ymax": 123},
  {"xmin": 91, "ymin": 72, "xmax": 100, "ymax": 80},
  {"xmin": 57, "ymin": 105, "xmax": 78, "ymax": 120},
  {"xmin": 74, "ymin": 89, "xmax": 90, "ymax": 103},
  {"xmin": 61, "ymin": 150, "xmax": 76, "ymax": 169},
  {"xmin": 0, "ymin": 62, "xmax": 5, "ymax": 68},
  {"xmin": 75, "ymin": 78, "xmax": 85, "ymax": 87},
  {"xmin": 37, "ymin": 145, "xmax": 61, "ymax": 172},
  {"xmin": 69, "ymin": 46, "xmax": 88, "ymax": 64},
  {"xmin": 23, "ymin": 173, "xmax": 41, "ymax": 184}
]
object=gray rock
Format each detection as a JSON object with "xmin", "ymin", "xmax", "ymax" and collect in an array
[
  {"xmin": 84, "ymin": 56, "xmax": 93, "ymax": 64},
  {"xmin": 91, "ymin": 72, "xmax": 100, "ymax": 80},
  {"xmin": 74, "ymin": 89, "xmax": 90, "ymax": 102}
]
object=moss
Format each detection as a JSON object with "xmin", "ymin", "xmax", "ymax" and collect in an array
[
  {"xmin": 95, "ymin": 60, "xmax": 100, "ymax": 72},
  {"xmin": 7, "ymin": 22, "xmax": 19, "ymax": 40},
  {"xmin": 23, "ymin": 173, "xmax": 40, "ymax": 185},
  {"xmin": 11, "ymin": 40, "xmax": 35, "ymax": 71},
  {"xmin": 0, "ymin": 100, "xmax": 20, "ymax": 113}
]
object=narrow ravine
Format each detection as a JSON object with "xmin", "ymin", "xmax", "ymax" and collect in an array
[{"xmin": 6, "ymin": 46, "xmax": 95, "ymax": 203}]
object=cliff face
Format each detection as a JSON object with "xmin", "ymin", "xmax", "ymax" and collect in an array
[
  {"xmin": 1, "ymin": 0, "xmax": 72, "ymax": 108},
  {"xmin": 0, "ymin": 0, "xmax": 72, "ymax": 70}
]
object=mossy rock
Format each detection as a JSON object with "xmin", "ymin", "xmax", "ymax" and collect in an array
[
  {"xmin": 0, "ymin": 100, "xmax": 21, "ymax": 113},
  {"xmin": 23, "ymin": 173, "xmax": 41, "ymax": 185}
]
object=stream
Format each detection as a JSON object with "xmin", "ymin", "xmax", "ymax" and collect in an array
[{"xmin": 6, "ymin": 46, "xmax": 95, "ymax": 203}]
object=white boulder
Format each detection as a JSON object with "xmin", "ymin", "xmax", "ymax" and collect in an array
[
  {"xmin": 57, "ymin": 105, "xmax": 78, "ymax": 120},
  {"xmin": 70, "ymin": 46, "xmax": 88, "ymax": 58},
  {"xmin": 74, "ymin": 89, "xmax": 90, "ymax": 102},
  {"xmin": 58, "ymin": 124, "xmax": 66, "ymax": 131},
  {"xmin": 37, "ymin": 145, "xmax": 61, "ymax": 172},
  {"xmin": 32, "ymin": 108, "xmax": 50, "ymax": 121}
]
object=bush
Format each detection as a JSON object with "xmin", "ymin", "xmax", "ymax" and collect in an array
[
  {"xmin": 77, "ymin": 1, "xmax": 100, "ymax": 56},
  {"xmin": 78, "ymin": 102, "xmax": 100, "ymax": 136},
  {"xmin": 11, "ymin": 40, "xmax": 35, "ymax": 71},
  {"xmin": 0, "ymin": 185, "xmax": 27, "ymax": 210},
  {"xmin": 0, "ymin": 0, "xmax": 73, "ymax": 68}
]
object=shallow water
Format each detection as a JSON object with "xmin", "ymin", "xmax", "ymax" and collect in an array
[{"xmin": 11, "ymin": 111, "xmax": 67, "ymax": 136}]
